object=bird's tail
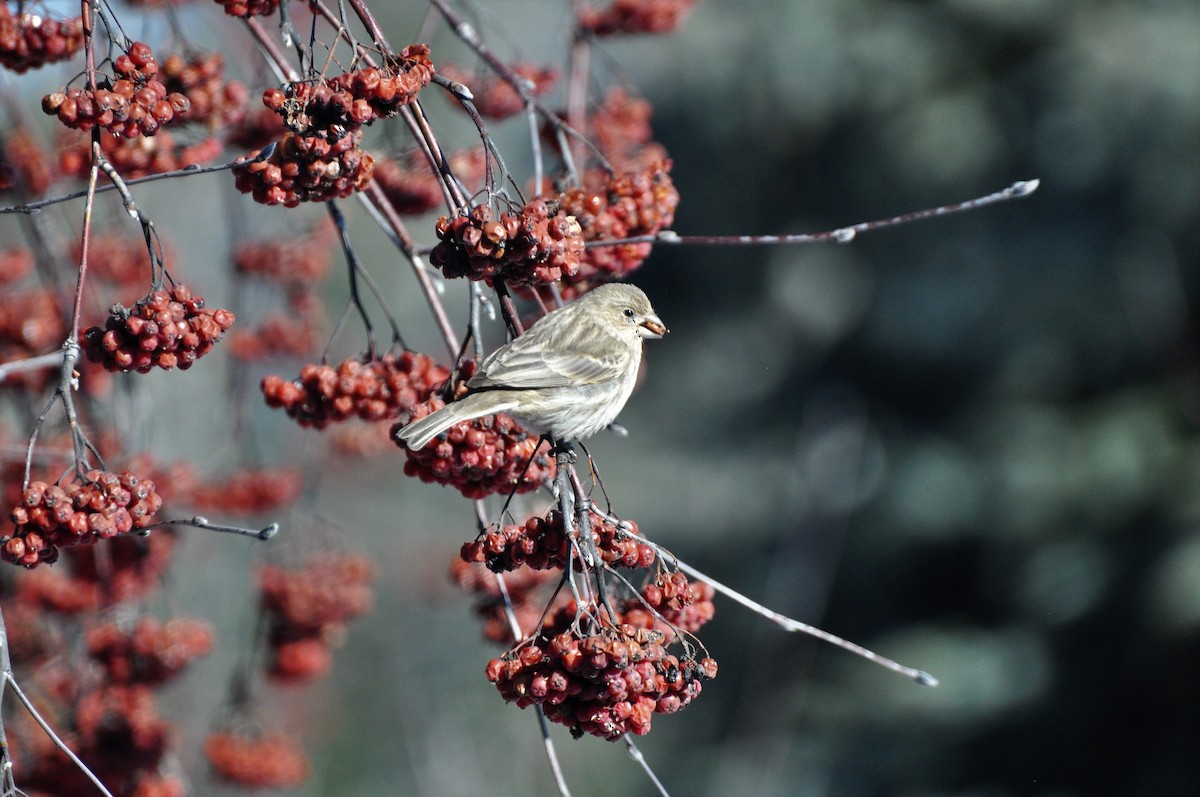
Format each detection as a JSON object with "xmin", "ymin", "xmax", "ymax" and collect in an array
[{"xmin": 393, "ymin": 393, "xmax": 519, "ymax": 451}]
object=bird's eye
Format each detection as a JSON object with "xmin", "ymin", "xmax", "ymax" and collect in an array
[{"xmin": 623, "ymin": 308, "xmax": 635, "ymax": 318}]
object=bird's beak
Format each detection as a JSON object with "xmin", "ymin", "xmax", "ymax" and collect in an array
[{"xmin": 638, "ymin": 314, "xmax": 668, "ymax": 339}]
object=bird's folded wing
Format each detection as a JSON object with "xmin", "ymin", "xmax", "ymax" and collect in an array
[{"xmin": 470, "ymin": 345, "xmax": 624, "ymax": 389}]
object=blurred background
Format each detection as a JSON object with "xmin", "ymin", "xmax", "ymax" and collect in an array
[{"xmin": 5, "ymin": 1, "xmax": 1199, "ymax": 796}]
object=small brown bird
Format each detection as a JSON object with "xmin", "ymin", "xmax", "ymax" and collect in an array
[{"xmin": 395, "ymin": 283, "xmax": 667, "ymax": 450}]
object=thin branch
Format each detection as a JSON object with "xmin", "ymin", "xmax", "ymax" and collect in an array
[
  {"xmin": 622, "ymin": 734, "xmax": 670, "ymax": 797},
  {"xmin": 0, "ymin": 157, "xmax": 254, "ymax": 216},
  {"xmin": 585, "ymin": 179, "xmax": 1042, "ymax": 249},
  {"xmin": 136, "ymin": 515, "xmax": 279, "ymax": 541}
]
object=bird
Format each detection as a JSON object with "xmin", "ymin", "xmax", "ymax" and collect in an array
[{"xmin": 394, "ymin": 282, "xmax": 667, "ymax": 451}]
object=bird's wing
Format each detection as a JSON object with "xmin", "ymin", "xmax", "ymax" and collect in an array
[{"xmin": 469, "ymin": 324, "xmax": 625, "ymax": 390}]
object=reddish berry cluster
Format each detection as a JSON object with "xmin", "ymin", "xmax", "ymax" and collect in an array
[
  {"xmin": 59, "ymin": 129, "xmax": 223, "ymax": 180},
  {"xmin": 83, "ymin": 284, "xmax": 235, "ymax": 373},
  {"xmin": 396, "ymin": 399, "xmax": 556, "ymax": 499},
  {"xmin": 16, "ymin": 565, "xmax": 104, "ymax": 614},
  {"xmin": 486, "ymin": 605, "xmax": 716, "ymax": 739},
  {"xmin": 9, "ymin": 679, "xmax": 182, "ymax": 795},
  {"xmin": 213, "ymin": 0, "xmax": 280, "ymax": 17},
  {"xmin": 205, "ymin": 730, "xmax": 310, "ymax": 787},
  {"xmin": 74, "ymin": 684, "xmax": 173, "ymax": 776},
  {"xmin": 0, "ymin": 246, "xmax": 33, "ymax": 286},
  {"xmin": 462, "ymin": 509, "xmax": 655, "ymax": 573},
  {"xmin": 262, "ymin": 45, "xmax": 434, "ymax": 141},
  {"xmin": 233, "ymin": 129, "xmax": 375, "ymax": 206},
  {"xmin": 67, "ymin": 531, "xmax": 179, "ymax": 605},
  {"xmin": 623, "ymin": 571, "xmax": 715, "ymax": 642},
  {"xmin": 0, "ymin": 130, "xmax": 55, "ymax": 195},
  {"xmin": 440, "ymin": 62, "xmax": 557, "ymax": 120},
  {"xmin": 226, "ymin": 105, "xmax": 288, "ymax": 150},
  {"xmin": 450, "ymin": 557, "xmax": 561, "ymax": 645},
  {"xmin": 229, "ymin": 310, "xmax": 320, "ymax": 361},
  {"xmin": 585, "ymin": 87, "xmax": 669, "ymax": 171},
  {"xmin": 431, "ymin": 199, "xmax": 584, "ymax": 287},
  {"xmin": 0, "ymin": 6, "xmax": 84, "ymax": 73},
  {"xmin": 42, "ymin": 42, "xmax": 191, "ymax": 138},
  {"xmin": 579, "ymin": 0, "xmax": 697, "ymax": 37},
  {"xmin": 160, "ymin": 51, "xmax": 248, "ymax": 125},
  {"xmin": 3, "ymin": 470, "xmax": 162, "ymax": 568},
  {"xmin": 186, "ymin": 467, "xmax": 303, "ymax": 514},
  {"xmin": 86, "ymin": 617, "xmax": 214, "ymax": 685},
  {"xmin": 554, "ymin": 162, "xmax": 679, "ymax": 295},
  {"xmin": 262, "ymin": 351, "xmax": 451, "ymax": 429},
  {"xmin": 69, "ymin": 234, "xmax": 172, "ymax": 291},
  {"xmin": 233, "ymin": 225, "xmax": 336, "ymax": 284},
  {"xmin": 373, "ymin": 147, "xmax": 486, "ymax": 215},
  {"xmin": 258, "ymin": 552, "xmax": 375, "ymax": 683},
  {"xmin": 0, "ymin": 287, "xmax": 65, "ymax": 351}
]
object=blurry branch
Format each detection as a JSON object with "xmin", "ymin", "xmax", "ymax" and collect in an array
[{"xmin": 1, "ymin": 606, "xmax": 116, "ymax": 797}]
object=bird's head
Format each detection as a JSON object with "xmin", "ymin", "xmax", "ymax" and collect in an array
[{"xmin": 584, "ymin": 283, "xmax": 668, "ymax": 340}]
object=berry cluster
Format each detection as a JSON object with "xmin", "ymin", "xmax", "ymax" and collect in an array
[
  {"xmin": 262, "ymin": 351, "xmax": 451, "ymax": 429},
  {"xmin": 59, "ymin": 129, "xmax": 223, "ymax": 180},
  {"xmin": 233, "ymin": 224, "xmax": 336, "ymax": 284},
  {"xmin": 462, "ymin": 509, "xmax": 655, "ymax": 573},
  {"xmin": 554, "ymin": 161, "xmax": 679, "ymax": 295},
  {"xmin": 83, "ymin": 284, "xmax": 235, "ymax": 373},
  {"xmin": 623, "ymin": 571, "xmax": 715, "ymax": 642},
  {"xmin": 16, "ymin": 565, "xmax": 104, "ymax": 615},
  {"xmin": 8, "ymin": 681, "xmax": 183, "ymax": 796},
  {"xmin": 229, "ymin": 307, "xmax": 320, "ymax": 361},
  {"xmin": 160, "ymin": 51, "xmax": 248, "ymax": 125},
  {"xmin": 258, "ymin": 552, "xmax": 375, "ymax": 683},
  {"xmin": 69, "ymin": 234, "xmax": 172, "ymax": 291},
  {"xmin": 3, "ymin": 470, "xmax": 163, "ymax": 568},
  {"xmin": 450, "ymin": 557, "xmax": 561, "ymax": 645},
  {"xmin": 579, "ymin": 0, "xmax": 697, "ymax": 37},
  {"xmin": 262, "ymin": 45, "xmax": 434, "ymax": 141},
  {"xmin": 0, "ymin": 246, "xmax": 33, "ymax": 286},
  {"xmin": 431, "ymin": 199, "xmax": 584, "ymax": 287},
  {"xmin": 373, "ymin": 147, "xmax": 486, "ymax": 215},
  {"xmin": 395, "ymin": 399, "xmax": 556, "ymax": 499},
  {"xmin": 42, "ymin": 42, "xmax": 191, "ymax": 138},
  {"xmin": 0, "ymin": 129, "xmax": 55, "ymax": 195},
  {"xmin": 233, "ymin": 129, "xmax": 375, "ymax": 206},
  {"xmin": 486, "ymin": 604, "xmax": 716, "ymax": 739},
  {"xmin": 440, "ymin": 62, "xmax": 557, "ymax": 120},
  {"xmin": 186, "ymin": 467, "xmax": 304, "ymax": 514},
  {"xmin": 585, "ymin": 87, "xmax": 669, "ymax": 171},
  {"xmin": 78, "ymin": 531, "xmax": 179, "ymax": 602},
  {"xmin": 0, "ymin": 287, "xmax": 65, "ymax": 351},
  {"xmin": 86, "ymin": 617, "xmax": 214, "ymax": 685},
  {"xmin": 74, "ymin": 684, "xmax": 173, "ymax": 778},
  {"xmin": 205, "ymin": 729, "xmax": 310, "ymax": 787},
  {"xmin": 226, "ymin": 105, "xmax": 288, "ymax": 149},
  {"xmin": 213, "ymin": 0, "xmax": 281, "ymax": 17},
  {"xmin": 0, "ymin": 287, "xmax": 64, "ymax": 391},
  {"xmin": 0, "ymin": 6, "xmax": 84, "ymax": 73}
]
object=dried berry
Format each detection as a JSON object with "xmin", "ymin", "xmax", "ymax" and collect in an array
[{"xmin": 82, "ymin": 284, "xmax": 235, "ymax": 373}]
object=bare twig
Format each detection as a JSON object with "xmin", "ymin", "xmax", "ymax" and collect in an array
[
  {"xmin": 136, "ymin": 515, "xmax": 279, "ymax": 541},
  {"xmin": 625, "ymin": 531, "xmax": 938, "ymax": 686}
]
